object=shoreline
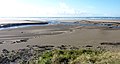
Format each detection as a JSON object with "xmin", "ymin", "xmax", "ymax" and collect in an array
[{"xmin": 0, "ymin": 19, "xmax": 120, "ymax": 30}]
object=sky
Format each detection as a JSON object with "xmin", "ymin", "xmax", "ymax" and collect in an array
[{"xmin": 0, "ymin": 0, "xmax": 120, "ymax": 17}]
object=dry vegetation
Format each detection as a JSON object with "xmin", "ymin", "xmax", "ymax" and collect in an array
[{"xmin": 29, "ymin": 49, "xmax": 120, "ymax": 64}]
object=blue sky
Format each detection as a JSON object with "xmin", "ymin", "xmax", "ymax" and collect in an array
[{"xmin": 0, "ymin": 0, "xmax": 120, "ymax": 17}]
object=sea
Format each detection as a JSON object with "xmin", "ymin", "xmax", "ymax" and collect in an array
[
  {"xmin": 0, "ymin": 17, "xmax": 120, "ymax": 30},
  {"xmin": 2, "ymin": 17, "xmax": 120, "ymax": 20}
]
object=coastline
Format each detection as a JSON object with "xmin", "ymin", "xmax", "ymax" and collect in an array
[
  {"xmin": 1, "ymin": 19, "xmax": 120, "ymax": 63},
  {"xmin": 0, "ymin": 19, "xmax": 120, "ymax": 52}
]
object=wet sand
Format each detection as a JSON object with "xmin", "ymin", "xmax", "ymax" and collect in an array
[{"xmin": 0, "ymin": 20, "xmax": 120, "ymax": 52}]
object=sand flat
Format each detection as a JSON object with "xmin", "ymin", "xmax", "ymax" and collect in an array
[{"xmin": 0, "ymin": 20, "xmax": 120, "ymax": 52}]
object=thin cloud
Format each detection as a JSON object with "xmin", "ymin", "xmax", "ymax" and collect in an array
[{"xmin": 0, "ymin": 0, "xmax": 113, "ymax": 17}]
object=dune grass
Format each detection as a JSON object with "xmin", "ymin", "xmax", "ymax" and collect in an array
[{"xmin": 28, "ymin": 49, "xmax": 120, "ymax": 64}]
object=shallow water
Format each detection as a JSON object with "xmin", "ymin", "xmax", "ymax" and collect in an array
[{"xmin": 1, "ymin": 17, "xmax": 120, "ymax": 30}]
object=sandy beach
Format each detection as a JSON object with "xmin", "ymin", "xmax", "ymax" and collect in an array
[
  {"xmin": 1, "ymin": 19, "xmax": 120, "ymax": 64},
  {"xmin": 0, "ymin": 19, "xmax": 120, "ymax": 52}
]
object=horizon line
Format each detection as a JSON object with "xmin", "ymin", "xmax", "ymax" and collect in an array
[{"xmin": 1, "ymin": 17, "xmax": 120, "ymax": 18}]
